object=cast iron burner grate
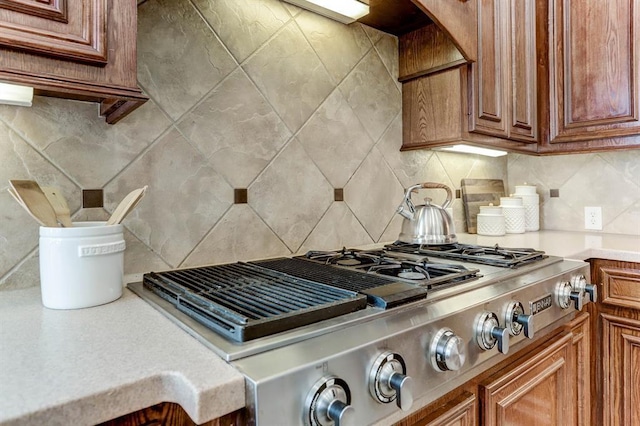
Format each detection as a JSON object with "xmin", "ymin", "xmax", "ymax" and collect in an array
[
  {"xmin": 368, "ymin": 259, "xmax": 479, "ymax": 287},
  {"xmin": 143, "ymin": 263, "xmax": 367, "ymax": 342},
  {"xmin": 385, "ymin": 242, "xmax": 546, "ymax": 268},
  {"xmin": 302, "ymin": 248, "xmax": 479, "ymax": 287},
  {"xmin": 304, "ymin": 248, "xmax": 389, "ymax": 268}
]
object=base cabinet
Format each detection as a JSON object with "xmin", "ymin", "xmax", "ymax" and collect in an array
[
  {"xmin": 394, "ymin": 313, "xmax": 589, "ymax": 426},
  {"xmin": 589, "ymin": 259, "xmax": 640, "ymax": 426},
  {"xmin": 602, "ymin": 315, "xmax": 640, "ymax": 426},
  {"xmin": 97, "ymin": 403, "xmax": 245, "ymax": 426}
]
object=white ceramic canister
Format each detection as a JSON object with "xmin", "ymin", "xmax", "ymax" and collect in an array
[
  {"xmin": 39, "ymin": 222, "xmax": 125, "ymax": 309},
  {"xmin": 514, "ymin": 184, "xmax": 540, "ymax": 231},
  {"xmin": 500, "ymin": 197, "xmax": 526, "ymax": 234},
  {"xmin": 477, "ymin": 204, "xmax": 505, "ymax": 236}
]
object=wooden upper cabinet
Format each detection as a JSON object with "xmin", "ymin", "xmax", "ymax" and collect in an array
[
  {"xmin": 548, "ymin": 0, "xmax": 640, "ymax": 144},
  {"xmin": 398, "ymin": 23, "xmax": 538, "ymax": 154},
  {"xmin": 394, "ymin": 0, "xmax": 640, "ymax": 154},
  {"xmin": 0, "ymin": 0, "xmax": 147, "ymax": 124},
  {"xmin": 0, "ymin": 0, "xmax": 108, "ymax": 64},
  {"xmin": 470, "ymin": 0, "xmax": 537, "ymax": 142}
]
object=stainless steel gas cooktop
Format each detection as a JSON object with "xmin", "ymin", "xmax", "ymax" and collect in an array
[{"xmin": 128, "ymin": 242, "xmax": 595, "ymax": 426}]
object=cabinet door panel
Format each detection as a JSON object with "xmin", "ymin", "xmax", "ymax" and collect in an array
[
  {"xmin": 394, "ymin": 391, "xmax": 476, "ymax": 426},
  {"xmin": 470, "ymin": 0, "xmax": 508, "ymax": 137},
  {"xmin": 0, "ymin": 0, "xmax": 107, "ymax": 64},
  {"xmin": 550, "ymin": 0, "xmax": 640, "ymax": 142},
  {"xmin": 480, "ymin": 333, "xmax": 572, "ymax": 426},
  {"xmin": 508, "ymin": 0, "xmax": 536, "ymax": 141},
  {"xmin": 602, "ymin": 314, "xmax": 640, "ymax": 426},
  {"xmin": 425, "ymin": 393, "xmax": 476, "ymax": 426},
  {"xmin": 601, "ymin": 266, "xmax": 640, "ymax": 309},
  {"xmin": 567, "ymin": 312, "xmax": 590, "ymax": 426},
  {"xmin": 402, "ymin": 67, "xmax": 464, "ymax": 147}
]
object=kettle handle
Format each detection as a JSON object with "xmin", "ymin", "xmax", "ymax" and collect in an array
[{"xmin": 416, "ymin": 182, "xmax": 453, "ymax": 209}]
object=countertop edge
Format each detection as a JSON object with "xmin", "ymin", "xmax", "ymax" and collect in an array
[
  {"xmin": 0, "ymin": 288, "xmax": 246, "ymax": 426},
  {"xmin": 2, "ymin": 373, "xmax": 245, "ymax": 426}
]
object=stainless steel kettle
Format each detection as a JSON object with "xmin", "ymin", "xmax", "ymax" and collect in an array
[{"xmin": 396, "ymin": 182, "xmax": 457, "ymax": 245}]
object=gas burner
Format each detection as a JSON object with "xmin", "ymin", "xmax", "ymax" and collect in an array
[
  {"xmin": 385, "ymin": 242, "xmax": 546, "ymax": 268},
  {"xmin": 398, "ymin": 270, "xmax": 427, "ymax": 280},
  {"xmin": 304, "ymin": 248, "xmax": 389, "ymax": 269},
  {"xmin": 368, "ymin": 260, "xmax": 480, "ymax": 288}
]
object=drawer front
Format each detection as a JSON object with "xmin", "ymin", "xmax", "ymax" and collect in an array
[{"xmin": 601, "ymin": 267, "xmax": 640, "ymax": 309}]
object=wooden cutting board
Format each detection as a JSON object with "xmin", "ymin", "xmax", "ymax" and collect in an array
[{"xmin": 461, "ymin": 179, "xmax": 506, "ymax": 234}]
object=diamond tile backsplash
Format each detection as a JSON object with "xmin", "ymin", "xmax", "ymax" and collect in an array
[
  {"xmin": 508, "ymin": 152, "xmax": 640, "ymax": 235},
  {"xmin": 8, "ymin": 0, "xmax": 637, "ymax": 290}
]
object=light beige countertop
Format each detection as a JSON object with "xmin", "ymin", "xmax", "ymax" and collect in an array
[
  {"xmin": 0, "ymin": 285, "xmax": 245, "ymax": 426},
  {"xmin": 0, "ymin": 230, "xmax": 637, "ymax": 426},
  {"xmin": 457, "ymin": 230, "xmax": 640, "ymax": 263}
]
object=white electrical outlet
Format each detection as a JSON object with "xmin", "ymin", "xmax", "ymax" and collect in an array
[{"xmin": 584, "ymin": 206, "xmax": 602, "ymax": 230}]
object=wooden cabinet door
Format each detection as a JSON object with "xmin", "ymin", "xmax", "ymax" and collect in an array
[
  {"xmin": 394, "ymin": 391, "xmax": 476, "ymax": 426},
  {"xmin": 566, "ymin": 312, "xmax": 591, "ymax": 426},
  {"xmin": 0, "ymin": 0, "xmax": 108, "ymax": 65},
  {"xmin": 549, "ymin": 0, "xmax": 640, "ymax": 143},
  {"xmin": 595, "ymin": 260, "xmax": 640, "ymax": 426},
  {"xmin": 602, "ymin": 314, "xmax": 640, "ymax": 426},
  {"xmin": 470, "ymin": 0, "xmax": 537, "ymax": 142},
  {"xmin": 97, "ymin": 402, "xmax": 246, "ymax": 426},
  {"xmin": 0, "ymin": 0, "xmax": 147, "ymax": 124},
  {"xmin": 507, "ymin": 0, "xmax": 537, "ymax": 141},
  {"xmin": 470, "ymin": 0, "xmax": 508, "ymax": 138},
  {"xmin": 424, "ymin": 393, "xmax": 476, "ymax": 426},
  {"xmin": 480, "ymin": 333, "xmax": 573, "ymax": 425}
]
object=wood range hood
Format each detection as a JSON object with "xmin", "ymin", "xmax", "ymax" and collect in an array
[{"xmin": 357, "ymin": 0, "xmax": 477, "ymax": 63}]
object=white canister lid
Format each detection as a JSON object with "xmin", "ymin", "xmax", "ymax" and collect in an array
[
  {"xmin": 514, "ymin": 184, "xmax": 537, "ymax": 195},
  {"xmin": 479, "ymin": 203, "xmax": 503, "ymax": 215},
  {"xmin": 500, "ymin": 196, "xmax": 523, "ymax": 206}
]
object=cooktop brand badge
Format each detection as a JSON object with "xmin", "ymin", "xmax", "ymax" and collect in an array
[{"xmin": 530, "ymin": 294, "xmax": 553, "ymax": 315}]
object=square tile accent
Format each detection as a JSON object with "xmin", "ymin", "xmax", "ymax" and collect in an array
[
  {"xmin": 234, "ymin": 188, "xmax": 248, "ymax": 204},
  {"xmin": 334, "ymin": 188, "xmax": 344, "ymax": 202},
  {"xmin": 550, "ymin": 189, "xmax": 560, "ymax": 198},
  {"xmin": 82, "ymin": 189, "xmax": 104, "ymax": 208}
]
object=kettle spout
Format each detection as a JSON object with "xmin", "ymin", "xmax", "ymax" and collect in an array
[{"xmin": 396, "ymin": 205, "xmax": 414, "ymax": 220}]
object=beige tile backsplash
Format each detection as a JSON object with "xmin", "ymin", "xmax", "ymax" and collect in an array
[
  {"xmin": 1, "ymin": 0, "xmax": 637, "ymax": 290},
  {"xmin": 508, "ymin": 152, "xmax": 640, "ymax": 235}
]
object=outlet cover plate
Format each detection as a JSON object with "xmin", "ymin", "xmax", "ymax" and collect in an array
[{"xmin": 584, "ymin": 206, "xmax": 602, "ymax": 230}]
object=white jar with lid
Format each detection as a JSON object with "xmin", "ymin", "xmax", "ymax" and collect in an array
[
  {"xmin": 477, "ymin": 204, "xmax": 505, "ymax": 236},
  {"xmin": 500, "ymin": 196, "xmax": 526, "ymax": 234},
  {"xmin": 514, "ymin": 184, "xmax": 540, "ymax": 231}
]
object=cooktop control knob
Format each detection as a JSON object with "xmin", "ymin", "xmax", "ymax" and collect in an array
[
  {"xmin": 504, "ymin": 301, "xmax": 535, "ymax": 339},
  {"xmin": 306, "ymin": 376, "xmax": 354, "ymax": 426},
  {"xmin": 369, "ymin": 352, "xmax": 413, "ymax": 411},
  {"xmin": 556, "ymin": 281, "xmax": 584, "ymax": 310},
  {"xmin": 475, "ymin": 312, "xmax": 509, "ymax": 354},
  {"xmin": 430, "ymin": 328, "xmax": 466, "ymax": 372},
  {"xmin": 571, "ymin": 275, "xmax": 597, "ymax": 303}
]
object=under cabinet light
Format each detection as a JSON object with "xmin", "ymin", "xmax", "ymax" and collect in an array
[
  {"xmin": 283, "ymin": 0, "xmax": 369, "ymax": 24},
  {"xmin": 0, "ymin": 82, "xmax": 33, "ymax": 107},
  {"xmin": 435, "ymin": 144, "xmax": 508, "ymax": 158}
]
